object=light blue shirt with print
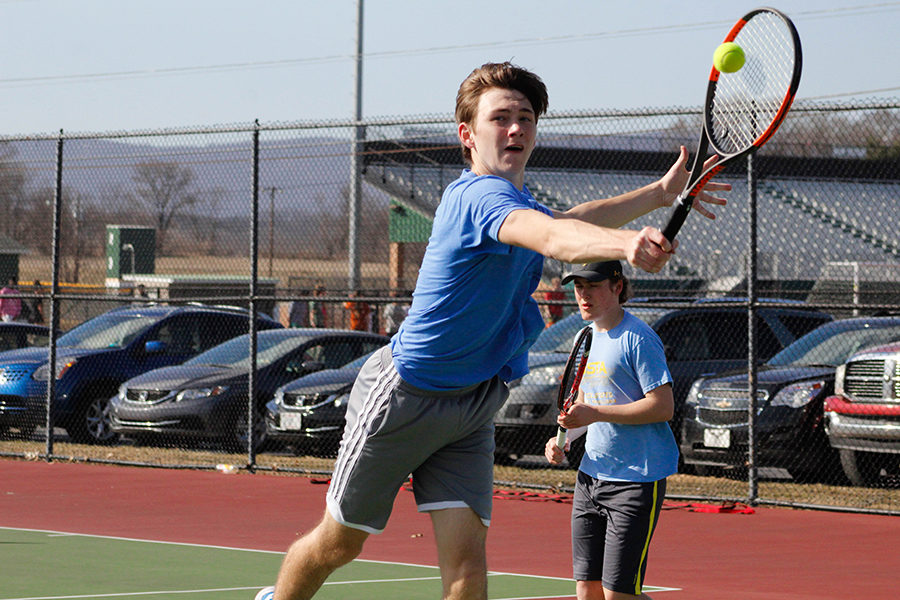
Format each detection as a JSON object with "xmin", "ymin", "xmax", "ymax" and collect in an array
[{"xmin": 578, "ymin": 311, "xmax": 679, "ymax": 482}]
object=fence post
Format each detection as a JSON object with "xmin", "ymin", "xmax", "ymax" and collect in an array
[
  {"xmin": 247, "ymin": 120, "xmax": 260, "ymax": 469},
  {"xmin": 747, "ymin": 153, "xmax": 759, "ymax": 504},
  {"xmin": 43, "ymin": 130, "xmax": 65, "ymax": 460}
]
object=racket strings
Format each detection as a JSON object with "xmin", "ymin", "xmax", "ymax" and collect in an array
[{"xmin": 709, "ymin": 13, "xmax": 797, "ymax": 154}]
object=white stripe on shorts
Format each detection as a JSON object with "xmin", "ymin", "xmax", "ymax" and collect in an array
[{"xmin": 329, "ymin": 356, "xmax": 401, "ymax": 503}]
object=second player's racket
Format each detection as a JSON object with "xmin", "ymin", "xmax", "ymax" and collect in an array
[
  {"xmin": 555, "ymin": 325, "xmax": 592, "ymax": 449},
  {"xmin": 662, "ymin": 6, "xmax": 802, "ymax": 241}
]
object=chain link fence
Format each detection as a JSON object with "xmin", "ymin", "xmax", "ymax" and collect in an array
[{"xmin": 0, "ymin": 99, "xmax": 898, "ymax": 514}]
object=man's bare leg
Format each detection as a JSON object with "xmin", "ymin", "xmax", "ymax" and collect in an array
[
  {"xmin": 273, "ymin": 510, "xmax": 369, "ymax": 600},
  {"xmin": 430, "ymin": 507, "xmax": 489, "ymax": 600}
]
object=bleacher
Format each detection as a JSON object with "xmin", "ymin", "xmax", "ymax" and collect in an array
[{"xmin": 362, "ymin": 141, "xmax": 900, "ymax": 293}]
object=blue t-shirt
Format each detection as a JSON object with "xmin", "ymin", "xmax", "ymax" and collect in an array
[
  {"xmin": 578, "ymin": 311, "xmax": 679, "ymax": 482},
  {"xmin": 391, "ymin": 170, "xmax": 551, "ymax": 390}
]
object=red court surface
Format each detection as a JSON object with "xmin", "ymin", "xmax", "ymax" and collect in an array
[{"xmin": 1, "ymin": 459, "xmax": 897, "ymax": 599}]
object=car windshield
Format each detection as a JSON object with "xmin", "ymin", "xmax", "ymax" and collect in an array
[
  {"xmin": 529, "ymin": 305, "xmax": 675, "ymax": 354},
  {"xmin": 184, "ymin": 333, "xmax": 311, "ymax": 369},
  {"xmin": 530, "ymin": 314, "xmax": 588, "ymax": 353},
  {"xmin": 767, "ymin": 321, "xmax": 900, "ymax": 367},
  {"xmin": 342, "ymin": 350, "xmax": 375, "ymax": 370},
  {"xmin": 629, "ymin": 306, "xmax": 679, "ymax": 327},
  {"xmin": 57, "ymin": 312, "xmax": 160, "ymax": 350}
]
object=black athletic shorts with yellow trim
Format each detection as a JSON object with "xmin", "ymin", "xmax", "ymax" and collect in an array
[{"xmin": 571, "ymin": 470, "xmax": 666, "ymax": 595}]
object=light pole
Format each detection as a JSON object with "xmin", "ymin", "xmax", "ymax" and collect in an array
[
  {"xmin": 268, "ymin": 186, "xmax": 278, "ymax": 278},
  {"xmin": 348, "ymin": 0, "xmax": 364, "ymax": 290}
]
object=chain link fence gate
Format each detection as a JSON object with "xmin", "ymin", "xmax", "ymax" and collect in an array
[{"xmin": 0, "ymin": 99, "xmax": 897, "ymax": 514}]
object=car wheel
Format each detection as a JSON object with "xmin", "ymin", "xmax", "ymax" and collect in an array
[
  {"xmin": 229, "ymin": 405, "xmax": 268, "ymax": 453},
  {"xmin": 839, "ymin": 448, "xmax": 892, "ymax": 487},
  {"xmin": 788, "ymin": 447, "xmax": 848, "ymax": 485},
  {"xmin": 67, "ymin": 396, "xmax": 119, "ymax": 445}
]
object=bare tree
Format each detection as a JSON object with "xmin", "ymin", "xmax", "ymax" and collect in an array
[
  {"xmin": 132, "ymin": 161, "xmax": 198, "ymax": 255},
  {"xmin": 329, "ymin": 183, "xmax": 388, "ymax": 262},
  {"xmin": 186, "ymin": 187, "xmax": 225, "ymax": 254},
  {"xmin": 0, "ymin": 143, "xmax": 29, "ymax": 241},
  {"xmin": 20, "ymin": 187, "xmax": 54, "ymax": 255}
]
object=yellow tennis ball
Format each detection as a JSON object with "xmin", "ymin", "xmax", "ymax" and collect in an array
[{"xmin": 713, "ymin": 42, "xmax": 745, "ymax": 73}]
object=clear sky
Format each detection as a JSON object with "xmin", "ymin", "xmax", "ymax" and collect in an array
[{"xmin": 0, "ymin": 0, "xmax": 897, "ymax": 136}]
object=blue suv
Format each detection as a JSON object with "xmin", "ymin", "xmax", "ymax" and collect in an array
[{"xmin": 0, "ymin": 304, "xmax": 281, "ymax": 443}]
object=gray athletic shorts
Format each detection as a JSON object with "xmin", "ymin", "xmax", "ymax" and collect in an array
[
  {"xmin": 571, "ymin": 470, "xmax": 666, "ymax": 595},
  {"xmin": 326, "ymin": 345, "xmax": 508, "ymax": 534}
]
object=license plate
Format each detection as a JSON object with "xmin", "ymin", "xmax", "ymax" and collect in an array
[
  {"xmin": 280, "ymin": 412, "xmax": 303, "ymax": 431},
  {"xmin": 704, "ymin": 428, "xmax": 730, "ymax": 448}
]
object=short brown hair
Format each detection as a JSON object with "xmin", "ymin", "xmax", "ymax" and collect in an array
[
  {"xmin": 455, "ymin": 62, "xmax": 548, "ymax": 163},
  {"xmin": 611, "ymin": 272, "xmax": 633, "ymax": 305}
]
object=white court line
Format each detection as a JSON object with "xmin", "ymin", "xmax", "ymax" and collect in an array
[
  {"xmin": 0, "ymin": 526, "xmax": 283, "ymax": 555},
  {"xmin": 1, "ymin": 578, "xmax": 447, "ymax": 600}
]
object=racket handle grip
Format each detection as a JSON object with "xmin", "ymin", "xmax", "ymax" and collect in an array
[
  {"xmin": 555, "ymin": 426, "xmax": 567, "ymax": 449},
  {"xmin": 662, "ymin": 197, "xmax": 693, "ymax": 242}
]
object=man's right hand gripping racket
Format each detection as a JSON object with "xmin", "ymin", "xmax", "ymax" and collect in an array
[
  {"xmin": 556, "ymin": 325, "xmax": 592, "ymax": 449},
  {"xmin": 662, "ymin": 6, "xmax": 802, "ymax": 242}
]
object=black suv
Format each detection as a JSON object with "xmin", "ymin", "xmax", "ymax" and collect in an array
[
  {"xmin": 0, "ymin": 304, "xmax": 282, "ymax": 443},
  {"xmin": 493, "ymin": 301, "xmax": 833, "ymax": 465}
]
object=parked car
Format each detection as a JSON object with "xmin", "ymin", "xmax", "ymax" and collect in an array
[
  {"xmin": 493, "ymin": 301, "xmax": 833, "ymax": 465},
  {"xmin": 0, "ymin": 322, "xmax": 52, "ymax": 353},
  {"xmin": 265, "ymin": 299, "xmax": 683, "ymax": 460},
  {"xmin": 265, "ymin": 350, "xmax": 375, "ymax": 456},
  {"xmin": 0, "ymin": 322, "xmax": 54, "ymax": 438},
  {"xmin": 824, "ymin": 340, "xmax": 900, "ymax": 486},
  {"xmin": 0, "ymin": 304, "xmax": 282, "ymax": 443},
  {"xmin": 681, "ymin": 317, "xmax": 900, "ymax": 482},
  {"xmin": 526, "ymin": 300, "xmax": 681, "ymax": 355},
  {"xmin": 110, "ymin": 329, "xmax": 387, "ymax": 451}
]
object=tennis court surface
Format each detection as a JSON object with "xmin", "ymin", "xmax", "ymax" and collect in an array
[
  {"xmin": 2, "ymin": 459, "xmax": 896, "ymax": 599},
  {"xmin": 3, "ymin": 527, "xmax": 598, "ymax": 599}
]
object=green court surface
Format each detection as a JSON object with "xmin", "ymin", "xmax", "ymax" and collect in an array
[{"xmin": 0, "ymin": 527, "xmax": 601, "ymax": 600}]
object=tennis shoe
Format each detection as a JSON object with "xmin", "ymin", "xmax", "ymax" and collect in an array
[{"xmin": 254, "ymin": 586, "xmax": 275, "ymax": 600}]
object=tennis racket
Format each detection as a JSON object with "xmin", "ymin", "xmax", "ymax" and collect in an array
[
  {"xmin": 662, "ymin": 6, "xmax": 802, "ymax": 241},
  {"xmin": 555, "ymin": 325, "xmax": 592, "ymax": 449}
]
